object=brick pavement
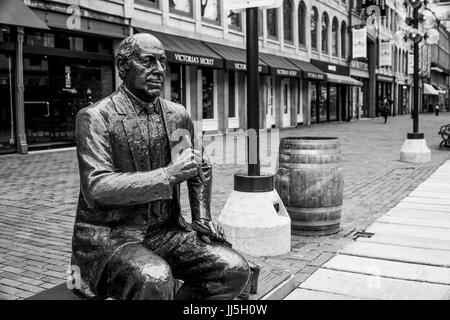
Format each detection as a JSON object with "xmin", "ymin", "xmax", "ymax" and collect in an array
[{"xmin": 0, "ymin": 113, "xmax": 449, "ymax": 299}]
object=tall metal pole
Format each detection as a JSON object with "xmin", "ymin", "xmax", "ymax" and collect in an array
[
  {"xmin": 413, "ymin": 6, "xmax": 419, "ymax": 133},
  {"xmin": 246, "ymin": 7, "xmax": 260, "ymax": 176}
]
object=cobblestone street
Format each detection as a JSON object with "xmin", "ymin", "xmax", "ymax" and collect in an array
[{"xmin": 1, "ymin": 113, "xmax": 450, "ymax": 300}]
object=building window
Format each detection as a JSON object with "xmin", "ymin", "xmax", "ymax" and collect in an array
[
  {"xmin": 201, "ymin": 0, "xmax": 220, "ymax": 24},
  {"xmin": 202, "ymin": 69, "xmax": 214, "ymax": 119},
  {"xmin": 341, "ymin": 21, "xmax": 347, "ymax": 58},
  {"xmin": 283, "ymin": 0, "xmax": 293, "ymax": 42},
  {"xmin": 311, "ymin": 7, "xmax": 318, "ymax": 50},
  {"xmin": 137, "ymin": 0, "xmax": 159, "ymax": 8},
  {"xmin": 283, "ymin": 83, "xmax": 289, "ymax": 113},
  {"xmin": 332, "ymin": 18, "xmax": 338, "ymax": 56},
  {"xmin": 298, "ymin": 2, "xmax": 306, "ymax": 46},
  {"xmin": 259, "ymin": 10, "xmax": 264, "ymax": 36},
  {"xmin": 228, "ymin": 71, "xmax": 236, "ymax": 118},
  {"xmin": 169, "ymin": 0, "xmax": 193, "ymax": 17},
  {"xmin": 25, "ymin": 31, "xmax": 112, "ymax": 54},
  {"xmin": 267, "ymin": 8, "xmax": 278, "ymax": 39},
  {"xmin": 322, "ymin": 13, "xmax": 329, "ymax": 54},
  {"xmin": 0, "ymin": 53, "xmax": 15, "ymax": 153},
  {"xmin": 228, "ymin": 10, "xmax": 241, "ymax": 31},
  {"xmin": 170, "ymin": 64, "xmax": 184, "ymax": 105}
]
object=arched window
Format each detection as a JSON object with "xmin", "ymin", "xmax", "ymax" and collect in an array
[
  {"xmin": 332, "ymin": 17, "xmax": 338, "ymax": 56},
  {"xmin": 283, "ymin": 0, "xmax": 293, "ymax": 42},
  {"xmin": 311, "ymin": 7, "xmax": 318, "ymax": 50},
  {"xmin": 298, "ymin": 2, "xmax": 306, "ymax": 45},
  {"xmin": 267, "ymin": 8, "xmax": 278, "ymax": 39},
  {"xmin": 341, "ymin": 21, "xmax": 347, "ymax": 58},
  {"xmin": 321, "ymin": 13, "xmax": 329, "ymax": 54}
]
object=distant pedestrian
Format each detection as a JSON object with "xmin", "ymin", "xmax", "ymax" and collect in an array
[
  {"xmin": 381, "ymin": 97, "xmax": 390, "ymax": 123},
  {"xmin": 435, "ymin": 105, "xmax": 440, "ymax": 116}
]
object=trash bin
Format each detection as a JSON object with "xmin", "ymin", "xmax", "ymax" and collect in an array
[{"xmin": 275, "ymin": 137, "xmax": 343, "ymax": 236}]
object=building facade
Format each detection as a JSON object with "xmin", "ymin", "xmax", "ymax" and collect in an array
[
  {"xmin": 424, "ymin": 23, "xmax": 450, "ymax": 112},
  {"xmin": 1, "ymin": 0, "xmax": 447, "ymax": 155}
]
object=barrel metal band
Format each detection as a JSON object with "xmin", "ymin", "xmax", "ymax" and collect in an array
[
  {"xmin": 286, "ymin": 205, "xmax": 342, "ymax": 214},
  {"xmin": 281, "ymin": 163, "xmax": 343, "ymax": 169}
]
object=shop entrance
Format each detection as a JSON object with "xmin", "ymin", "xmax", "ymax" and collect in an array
[
  {"xmin": 0, "ymin": 53, "xmax": 15, "ymax": 154},
  {"xmin": 23, "ymin": 55, "xmax": 113, "ymax": 148},
  {"xmin": 281, "ymin": 78, "xmax": 291, "ymax": 127},
  {"xmin": 265, "ymin": 76, "xmax": 275, "ymax": 128}
]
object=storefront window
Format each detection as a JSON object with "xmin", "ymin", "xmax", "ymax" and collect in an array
[
  {"xmin": 170, "ymin": 64, "xmax": 184, "ymax": 105},
  {"xmin": 201, "ymin": 0, "xmax": 220, "ymax": 24},
  {"xmin": 283, "ymin": 83, "xmax": 289, "ymax": 114},
  {"xmin": 283, "ymin": 0, "xmax": 293, "ymax": 42},
  {"xmin": 0, "ymin": 25, "xmax": 13, "ymax": 43},
  {"xmin": 0, "ymin": 53, "xmax": 15, "ymax": 153},
  {"xmin": 311, "ymin": 7, "xmax": 318, "ymax": 50},
  {"xmin": 228, "ymin": 11, "xmax": 241, "ymax": 31},
  {"xmin": 228, "ymin": 71, "xmax": 236, "ymax": 118},
  {"xmin": 23, "ymin": 55, "xmax": 113, "ymax": 146},
  {"xmin": 202, "ymin": 69, "xmax": 214, "ymax": 119},
  {"xmin": 24, "ymin": 31, "xmax": 112, "ymax": 54},
  {"xmin": 268, "ymin": 77, "xmax": 274, "ymax": 116},
  {"xmin": 267, "ymin": 8, "xmax": 278, "ymax": 39},
  {"xmin": 319, "ymin": 86, "xmax": 327, "ymax": 121},
  {"xmin": 25, "ymin": 31, "xmax": 55, "ymax": 48},
  {"xmin": 329, "ymin": 86, "xmax": 337, "ymax": 121},
  {"xmin": 311, "ymin": 85, "xmax": 317, "ymax": 122},
  {"xmin": 170, "ymin": 0, "xmax": 193, "ymax": 17}
]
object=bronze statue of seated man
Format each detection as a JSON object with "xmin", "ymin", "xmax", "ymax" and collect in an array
[{"xmin": 70, "ymin": 33, "xmax": 250, "ymax": 300}]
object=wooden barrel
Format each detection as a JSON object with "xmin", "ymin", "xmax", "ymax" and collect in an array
[{"xmin": 275, "ymin": 137, "xmax": 343, "ymax": 236}]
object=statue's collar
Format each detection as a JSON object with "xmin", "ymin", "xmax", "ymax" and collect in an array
[{"xmin": 119, "ymin": 84, "xmax": 160, "ymax": 115}]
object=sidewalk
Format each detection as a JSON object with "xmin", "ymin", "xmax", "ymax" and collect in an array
[
  {"xmin": 285, "ymin": 160, "xmax": 450, "ymax": 300},
  {"xmin": 0, "ymin": 113, "xmax": 450, "ymax": 299}
]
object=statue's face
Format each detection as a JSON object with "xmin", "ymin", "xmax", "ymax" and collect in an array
[{"xmin": 124, "ymin": 35, "xmax": 167, "ymax": 102}]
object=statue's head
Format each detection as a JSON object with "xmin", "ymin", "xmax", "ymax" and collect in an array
[{"xmin": 115, "ymin": 33, "xmax": 167, "ymax": 102}]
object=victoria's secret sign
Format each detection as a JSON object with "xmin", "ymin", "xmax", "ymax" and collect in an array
[
  {"xmin": 304, "ymin": 72, "xmax": 326, "ymax": 81},
  {"xmin": 226, "ymin": 61, "xmax": 269, "ymax": 73},
  {"xmin": 168, "ymin": 52, "xmax": 223, "ymax": 68},
  {"xmin": 275, "ymin": 69, "xmax": 298, "ymax": 77}
]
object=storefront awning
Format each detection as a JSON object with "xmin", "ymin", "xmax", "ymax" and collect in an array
[
  {"xmin": 287, "ymin": 58, "xmax": 326, "ymax": 81},
  {"xmin": 0, "ymin": 0, "xmax": 49, "ymax": 30},
  {"xmin": 204, "ymin": 42, "xmax": 270, "ymax": 74},
  {"xmin": 432, "ymin": 85, "xmax": 446, "ymax": 94},
  {"xmin": 259, "ymin": 53, "xmax": 301, "ymax": 77},
  {"xmin": 135, "ymin": 29, "xmax": 224, "ymax": 68},
  {"xmin": 423, "ymin": 83, "xmax": 439, "ymax": 95},
  {"xmin": 326, "ymin": 73, "xmax": 363, "ymax": 86}
]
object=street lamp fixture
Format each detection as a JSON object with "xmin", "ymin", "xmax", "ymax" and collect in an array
[{"xmin": 395, "ymin": 0, "xmax": 441, "ymax": 163}]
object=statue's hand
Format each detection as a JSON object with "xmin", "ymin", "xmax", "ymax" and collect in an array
[
  {"xmin": 165, "ymin": 148, "xmax": 202, "ymax": 185},
  {"xmin": 192, "ymin": 219, "xmax": 231, "ymax": 247}
]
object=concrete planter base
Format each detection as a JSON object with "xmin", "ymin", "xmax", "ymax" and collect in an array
[
  {"xmin": 400, "ymin": 138, "xmax": 431, "ymax": 163},
  {"xmin": 218, "ymin": 190, "xmax": 291, "ymax": 257}
]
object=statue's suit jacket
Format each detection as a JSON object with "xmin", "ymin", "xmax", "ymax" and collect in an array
[{"xmin": 71, "ymin": 87, "xmax": 212, "ymax": 296}]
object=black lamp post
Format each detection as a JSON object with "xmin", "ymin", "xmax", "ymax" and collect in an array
[{"xmin": 396, "ymin": 0, "xmax": 440, "ymax": 162}]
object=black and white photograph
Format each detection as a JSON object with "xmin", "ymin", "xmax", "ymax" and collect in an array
[{"xmin": 1, "ymin": 0, "xmax": 450, "ymax": 310}]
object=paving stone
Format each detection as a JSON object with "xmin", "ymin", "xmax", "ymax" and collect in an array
[{"xmin": 1, "ymin": 113, "xmax": 450, "ymax": 299}]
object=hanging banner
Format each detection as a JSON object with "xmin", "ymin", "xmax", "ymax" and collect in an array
[
  {"xmin": 379, "ymin": 40, "xmax": 391, "ymax": 66},
  {"xmin": 408, "ymin": 51, "xmax": 414, "ymax": 74},
  {"xmin": 352, "ymin": 27, "xmax": 367, "ymax": 59}
]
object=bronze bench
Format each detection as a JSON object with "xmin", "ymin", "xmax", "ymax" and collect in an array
[{"xmin": 438, "ymin": 124, "xmax": 450, "ymax": 149}]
